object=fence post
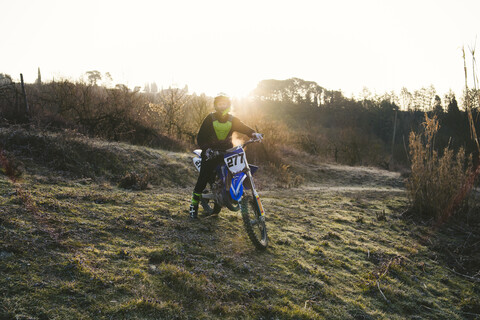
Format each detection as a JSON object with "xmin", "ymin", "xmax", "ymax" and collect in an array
[
  {"xmin": 390, "ymin": 107, "xmax": 398, "ymax": 169},
  {"xmin": 15, "ymin": 83, "xmax": 19, "ymax": 112},
  {"xmin": 20, "ymin": 73, "xmax": 29, "ymax": 114}
]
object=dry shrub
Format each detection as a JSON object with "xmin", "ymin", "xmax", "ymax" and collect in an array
[
  {"xmin": 242, "ymin": 116, "xmax": 293, "ymax": 166},
  {"xmin": 407, "ymin": 114, "xmax": 472, "ymax": 218},
  {"xmin": 227, "ymin": 108, "xmax": 305, "ymax": 187},
  {"xmin": 239, "ymin": 116, "xmax": 305, "ymax": 187},
  {"xmin": 0, "ymin": 150, "xmax": 24, "ymax": 179},
  {"xmin": 3, "ymin": 81, "xmax": 188, "ymax": 151},
  {"xmin": 265, "ymin": 163, "xmax": 305, "ymax": 188},
  {"xmin": 297, "ymin": 125, "xmax": 387, "ymax": 167},
  {"xmin": 118, "ymin": 171, "xmax": 150, "ymax": 190},
  {"xmin": 297, "ymin": 129, "xmax": 329, "ymax": 158}
]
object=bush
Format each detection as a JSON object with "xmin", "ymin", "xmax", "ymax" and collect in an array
[
  {"xmin": 0, "ymin": 81, "xmax": 190, "ymax": 151},
  {"xmin": 406, "ymin": 114, "xmax": 472, "ymax": 218},
  {"xmin": 0, "ymin": 150, "xmax": 24, "ymax": 179},
  {"xmin": 118, "ymin": 171, "xmax": 150, "ymax": 190}
]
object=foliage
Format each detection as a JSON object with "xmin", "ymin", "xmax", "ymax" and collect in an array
[{"xmin": 406, "ymin": 114, "xmax": 472, "ymax": 218}]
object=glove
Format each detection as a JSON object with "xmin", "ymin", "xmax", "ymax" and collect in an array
[
  {"xmin": 252, "ymin": 132, "xmax": 263, "ymax": 140},
  {"xmin": 205, "ymin": 148, "xmax": 214, "ymax": 160}
]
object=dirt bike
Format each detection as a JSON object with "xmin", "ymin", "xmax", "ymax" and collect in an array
[{"xmin": 192, "ymin": 136, "xmax": 268, "ymax": 250}]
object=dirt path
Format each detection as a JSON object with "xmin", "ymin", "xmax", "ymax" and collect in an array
[
  {"xmin": 259, "ymin": 162, "xmax": 406, "ymax": 197},
  {"xmin": 305, "ymin": 162, "xmax": 404, "ymax": 188}
]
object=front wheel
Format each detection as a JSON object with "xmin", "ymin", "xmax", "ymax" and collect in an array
[{"xmin": 240, "ymin": 194, "xmax": 268, "ymax": 250}]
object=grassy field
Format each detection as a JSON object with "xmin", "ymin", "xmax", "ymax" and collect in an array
[{"xmin": 1, "ymin": 127, "xmax": 479, "ymax": 319}]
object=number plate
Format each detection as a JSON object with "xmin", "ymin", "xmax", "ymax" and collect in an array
[
  {"xmin": 193, "ymin": 156, "xmax": 202, "ymax": 171},
  {"xmin": 224, "ymin": 152, "xmax": 246, "ymax": 174}
]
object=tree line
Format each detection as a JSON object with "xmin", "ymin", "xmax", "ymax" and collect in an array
[
  {"xmin": 250, "ymin": 78, "xmax": 476, "ymax": 167},
  {"xmin": 0, "ymin": 73, "xmax": 476, "ymax": 168}
]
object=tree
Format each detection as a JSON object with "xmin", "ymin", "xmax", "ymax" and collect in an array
[
  {"xmin": 104, "ymin": 72, "xmax": 113, "ymax": 87},
  {"xmin": 324, "ymin": 89, "xmax": 345, "ymax": 106},
  {"xmin": 86, "ymin": 70, "xmax": 102, "ymax": 86},
  {"xmin": 35, "ymin": 67, "xmax": 42, "ymax": 85},
  {"xmin": 252, "ymin": 77, "xmax": 326, "ymax": 106},
  {"xmin": 446, "ymin": 94, "xmax": 459, "ymax": 114},
  {"xmin": 150, "ymin": 82, "xmax": 158, "ymax": 93},
  {"xmin": 399, "ymin": 87, "xmax": 413, "ymax": 111},
  {"xmin": 444, "ymin": 93, "xmax": 462, "ymax": 136},
  {"xmin": 189, "ymin": 93, "xmax": 212, "ymax": 129},
  {"xmin": 360, "ymin": 87, "xmax": 373, "ymax": 101},
  {"xmin": 0, "ymin": 73, "xmax": 12, "ymax": 86},
  {"xmin": 0, "ymin": 73, "xmax": 15, "ymax": 113},
  {"xmin": 412, "ymin": 86, "xmax": 436, "ymax": 111},
  {"xmin": 157, "ymin": 86, "xmax": 190, "ymax": 137},
  {"xmin": 432, "ymin": 95, "xmax": 443, "ymax": 114}
]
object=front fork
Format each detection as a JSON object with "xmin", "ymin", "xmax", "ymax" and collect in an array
[{"xmin": 245, "ymin": 170, "xmax": 265, "ymax": 220}]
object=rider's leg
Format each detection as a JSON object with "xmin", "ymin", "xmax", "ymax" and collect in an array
[
  {"xmin": 190, "ymin": 157, "xmax": 224, "ymax": 218},
  {"xmin": 190, "ymin": 157, "xmax": 216, "ymax": 218},
  {"xmin": 193, "ymin": 159, "xmax": 212, "ymax": 194}
]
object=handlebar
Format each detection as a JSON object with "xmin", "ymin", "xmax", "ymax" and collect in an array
[
  {"xmin": 205, "ymin": 136, "xmax": 263, "ymax": 161},
  {"xmin": 242, "ymin": 137, "xmax": 263, "ymax": 149}
]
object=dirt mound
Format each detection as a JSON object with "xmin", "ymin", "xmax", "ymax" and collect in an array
[{"xmin": 0, "ymin": 126, "xmax": 196, "ymax": 187}]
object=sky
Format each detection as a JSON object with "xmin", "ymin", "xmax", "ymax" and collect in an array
[{"xmin": 1, "ymin": 0, "xmax": 479, "ymax": 99}]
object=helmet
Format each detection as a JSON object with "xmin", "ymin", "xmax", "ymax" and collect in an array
[{"xmin": 214, "ymin": 93, "xmax": 231, "ymax": 114}]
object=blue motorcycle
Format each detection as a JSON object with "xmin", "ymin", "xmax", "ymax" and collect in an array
[{"xmin": 192, "ymin": 136, "xmax": 268, "ymax": 249}]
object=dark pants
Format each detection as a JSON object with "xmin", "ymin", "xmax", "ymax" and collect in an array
[{"xmin": 193, "ymin": 156, "xmax": 223, "ymax": 194}]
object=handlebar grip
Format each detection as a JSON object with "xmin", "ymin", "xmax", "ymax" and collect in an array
[{"xmin": 205, "ymin": 149, "xmax": 222, "ymax": 161}]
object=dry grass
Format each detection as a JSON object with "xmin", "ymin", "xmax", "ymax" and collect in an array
[
  {"xmin": 407, "ymin": 114, "xmax": 472, "ymax": 218},
  {"xmin": 1, "ymin": 126, "xmax": 479, "ymax": 319}
]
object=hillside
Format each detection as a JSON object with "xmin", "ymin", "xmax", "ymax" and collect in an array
[{"xmin": 1, "ymin": 127, "xmax": 479, "ymax": 319}]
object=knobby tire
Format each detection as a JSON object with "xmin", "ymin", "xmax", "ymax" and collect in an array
[{"xmin": 240, "ymin": 194, "xmax": 268, "ymax": 250}]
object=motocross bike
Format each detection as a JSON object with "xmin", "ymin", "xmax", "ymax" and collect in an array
[{"xmin": 192, "ymin": 136, "xmax": 268, "ymax": 250}]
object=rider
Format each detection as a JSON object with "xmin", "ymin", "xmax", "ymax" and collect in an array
[{"xmin": 189, "ymin": 93, "xmax": 262, "ymax": 219}]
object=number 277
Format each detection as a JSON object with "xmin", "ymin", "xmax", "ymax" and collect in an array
[{"xmin": 227, "ymin": 154, "xmax": 243, "ymax": 167}]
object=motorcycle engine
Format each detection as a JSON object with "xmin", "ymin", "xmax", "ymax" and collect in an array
[{"xmin": 211, "ymin": 180, "xmax": 225, "ymax": 205}]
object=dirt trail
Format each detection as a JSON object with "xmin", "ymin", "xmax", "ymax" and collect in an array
[
  {"xmin": 281, "ymin": 162, "xmax": 406, "ymax": 195},
  {"xmin": 298, "ymin": 185, "xmax": 404, "ymax": 193},
  {"xmin": 308, "ymin": 163, "xmax": 403, "ymax": 187}
]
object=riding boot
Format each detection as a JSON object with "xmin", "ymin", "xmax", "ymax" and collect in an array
[
  {"xmin": 189, "ymin": 203, "xmax": 198, "ymax": 219},
  {"xmin": 189, "ymin": 192, "xmax": 201, "ymax": 219}
]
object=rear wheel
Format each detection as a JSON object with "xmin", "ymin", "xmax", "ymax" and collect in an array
[
  {"xmin": 201, "ymin": 190, "xmax": 221, "ymax": 216},
  {"xmin": 224, "ymin": 189, "xmax": 240, "ymax": 212},
  {"xmin": 240, "ymin": 194, "xmax": 268, "ymax": 250},
  {"xmin": 201, "ymin": 198, "xmax": 221, "ymax": 216}
]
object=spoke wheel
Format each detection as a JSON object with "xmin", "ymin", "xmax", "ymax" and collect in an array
[
  {"xmin": 240, "ymin": 194, "xmax": 268, "ymax": 250},
  {"xmin": 201, "ymin": 191, "xmax": 221, "ymax": 216}
]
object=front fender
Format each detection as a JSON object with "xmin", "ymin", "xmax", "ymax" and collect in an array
[{"xmin": 229, "ymin": 172, "xmax": 247, "ymax": 201}]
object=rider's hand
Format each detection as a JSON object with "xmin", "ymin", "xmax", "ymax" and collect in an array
[
  {"xmin": 205, "ymin": 148, "xmax": 214, "ymax": 160},
  {"xmin": 252, "ymin": 132, "xmax": 264, "ymax": 140}
]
